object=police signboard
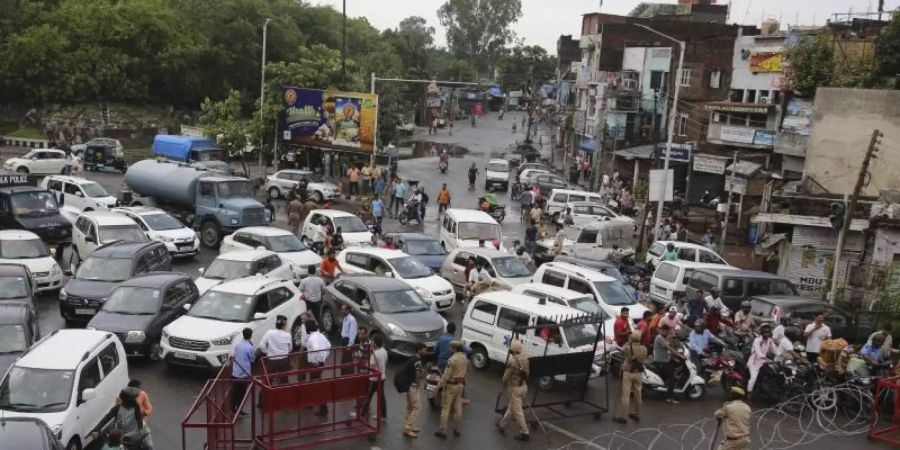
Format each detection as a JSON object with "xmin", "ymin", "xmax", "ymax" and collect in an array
[
  {"xmin": 0, "ymin": 172, "xmax": 35, "ymax": 187},
  {"xmin": 655, "ymin": 143, "xmax": 693, "ymax": 162}
]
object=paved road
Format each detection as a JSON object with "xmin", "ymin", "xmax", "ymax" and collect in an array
[{"xmin": 10, "ymin": 115, "xmax": 888, "ymax": 449}]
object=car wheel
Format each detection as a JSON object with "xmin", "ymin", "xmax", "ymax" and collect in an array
[
  {"xmin": 291, "ymin": 317, "xmax": 302, "ymax": 348},
  {"xmin": 66, "ymin": 437, "xmax": 82, "ymax": 450},
  {"xmin": 321, "ymin": 307, "xmax": 336, "ymax": 334},
  {"xmin": 471, "ymin": 346, "xmax": 489, "ymax": 370},
  {"xmin": 200, "ymin": 221, "xmax": 222, "ymax": 248},
  {"xmin": 84, "ymin": 208, "xmax": 93, "ymax": 212},
  {"xmin": 16, "ymin": 166, "xmax": 28, "ymax": 174},
  {"xmin": 686, "ymin": 384, "xmax": 704, "ymax": 400},
  {"xmin": 146, "ymin": 340, "xmax": 162, "ymax": 361},
  {"xmin": 268, "ymin": 186, "xmax": 281, "ymax": 199},
  {"xmin": 314, "ymin": 191, "xmax": 324, "ymax": 203}
]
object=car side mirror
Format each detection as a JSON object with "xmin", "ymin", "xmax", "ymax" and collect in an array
[
  {"xmin": 198, "ymin": 267, "xmax": 205, "ymax": 274},
  {"xmin": 75, "ymin": 191, "xmax": 83, "ymax": 198},
  {"xmin": 81, "ymin": 388, "xmax": 96, "ymax": 403},
  {"xmin": 253, "ymin": 312, "xmax": 267, "ymax": 321},
  {"xmin": 360, "ymin": 304, "xmax": 372, "ymax": 313},
  {"xmin": 182, "ymin": 303, "xmax": 191, "ymax": 312},
  {"xmin": 384, "ymin": 271, "xmax": 393, "ymax": 278}
]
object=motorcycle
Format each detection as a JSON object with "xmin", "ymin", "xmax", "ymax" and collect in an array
[
  {"xmin": 439, "ymin": 159, "xmax": 448, "ymax": 174},
  {"xmin": 642, "ymin": 344, "xmax": 706, "ymax": 400},
  {"xmin": 479, "ymin": 199, "xmax": 506, "ymax": 223},
  {"xmin": 700, "ymin": 190, "xmax": 721, "ymax": 209},
  {"xmin": 753, "ymin": 360, "xmax": 823, "ymax": 413},
  {"xmin": 701, "ymin": 349, "xmax": 748, "ymax": 396},
  {"xmin": 426, "ymin": 367, "xmax": 443, "ymax": 409},
  {"xmin": 398, "ymin": 199, "xmax": 423, "ymax": 225}
]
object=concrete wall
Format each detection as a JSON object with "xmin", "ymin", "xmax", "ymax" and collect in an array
[
  {"xmin": 805, "ymin": 88, "xmax": 900, "ymax": 197},
  {"xmin": 871, "ymin": 228, "xmax": 900, "ymax": 265}
]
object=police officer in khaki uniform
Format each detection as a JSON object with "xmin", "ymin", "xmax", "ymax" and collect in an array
[
  {"xmin": 496, "ymin": 339, "xmax": 530, "ymax": 441},
  {"xmin": 614, "ymin": 331, "xmax": 648, "ymax": 424},
  {"xmin": 435, "ymin": 341, "xmax": 468, "ymax": 439},
  {"xmin": 714, "ymin": 386, "xmax": 752, "ymax": 450}
]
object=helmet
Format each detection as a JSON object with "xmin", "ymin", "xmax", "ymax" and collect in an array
[
  {"xmin": 759, "ymin": 323, "xmax": 772, "ymax": 334},
  {"xmin": 740, "ymin": 300, "xmax": 751, "ymax": 309},
  {"xmin": 694, "ymin": 319, "xmax": 706, "ymax": 328}
]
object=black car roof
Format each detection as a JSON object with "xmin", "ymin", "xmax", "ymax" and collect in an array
[
  {"xmin": 120, "ymin": 272, "xmax": 189, "ymax": 288},
  {"xmin": 0, "ymin": 186, "xmax": 47, "ymax": 195},
  {"xmin": 0, "ymin": 303, "xmax": 28, "ymax": 323},
  {"xmin": 0, "ymin": 263, "xmax": 29, "ymax": 277},
  {"xmin": 92, "ymin": 241, "xmax": 161, "ymax": 258},
  {"xmin": 341, "ymin": 275, "xmax": 412, "ymax": 292}
]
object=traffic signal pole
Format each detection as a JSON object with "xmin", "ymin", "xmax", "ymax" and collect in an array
[{"xmin": 828, "ymin": 129, "xmax": 882, "ymax": 304}]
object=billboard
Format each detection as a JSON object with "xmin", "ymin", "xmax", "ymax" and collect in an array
[
  {"xmin": 282, "ymin": 87, "xmax": 379, "ymax": 153},
  {"xmin": 750, "ymin": 51, "xmax": 783, "ymax": 73}
]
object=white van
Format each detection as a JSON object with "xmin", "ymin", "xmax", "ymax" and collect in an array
[
  {"xmin": 532, "ymin": 261, "xmax": 647, "ymax": 320},
  {"xmin": 439, "ymin": 208, "xmax": 503, "ymax": 251},
  {"xmin": 42, "ymin": 175, "xmax": 117, "ymax": 213},
  {"xmin": 645, "ymin": 240, "xmax": 728, "ymax": 270},
  {"xmin": 461, "ymin": 291, "xmax": 604, "ymax": 389},
  {"xmin": 0, "ymin": 329, "xmax": 129, "ymax": 450},
  {"xmin": 545, "ymin": 189, "xmax": 604, "ymax": 217},
  {"xmin": 649, "ymin": 261, "xmax": 737, "ymax": 305}
]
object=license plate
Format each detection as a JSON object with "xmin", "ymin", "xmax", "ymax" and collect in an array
[
  {"xmin": 426, "ymin": 341, "xmax": 436, "ymax": 348},
  {"xmin": 173, "ymin": 351, "xmax": 197, "ymax": 360},
  {"xmin": 75, "ymin": 308, "xmax": 95, "ymax": 315},
  {"xmin": 438, "ymin": 300, "xmax": 451, "ymax": 306}
]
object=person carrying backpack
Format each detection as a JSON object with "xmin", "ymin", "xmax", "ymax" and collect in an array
[
  {"xmin": 92, "ymin": 388, "xmax": 153, "ymax": 449},
  {"xmin": 614, "ymin": 331, "xmax": 648, "ymax": 424},
  {"xmin": 394, "ymin": 342, "xmax": 428, "ymax": 438}
]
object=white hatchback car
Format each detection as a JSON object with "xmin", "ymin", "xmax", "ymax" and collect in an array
[
  {"xmin": 221, "ymin": 226, "xmax": 321, "ymax": 277},
  {"xmin": 4, "ymin": 149, "xmax": 67, "ymax": 175},
  {"xmin": 300, "ymin": 209, "xmax": 372, "ymax": 247},
  {"xmin": 41, "ymin": 175, "xmax": 116, "ymax": 213},
  {"xmin": 263, "ymin": 169, "xmax": 340, "ymax": 203},
  {"xmin": 0, "ymin": 329, "xmax": 129, "ymax": 450},
  {"xmin": 195, "ymin": 249, "xmax": 296, "ymax": 295},
  {"xmin": 112, "ymin": 206, "xmax": 200, "ymax": 258},
  {"xmin": 0, "ymin": 230, "xmax": 64, "ymax": 293},
  {"xmin": 161, "ymin": 277, "xmax": 306, "ymax": 369},
  {"xmin": 645, "ymin": 240, "xmax": 728, "ymax": 270},
  {"xmin": 518, "ymin": 168, "xmax": 550, "ymax": 184},
  {"xmin": 71, "ymin": 211, "xmax": 147, "ymax": 262},
  {"xmin": 337, "ymin": 247, "xmax": 455, "ymax": 311}
]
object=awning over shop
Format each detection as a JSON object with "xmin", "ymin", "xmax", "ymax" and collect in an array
[
  {"xmin": 725, "ymin": 160, "xmax": 762, "ymax": 177},
  {"xmin": 612, "ymin": 144, "xmax": 654, "ymax": 160},
  {"xmin": 580, "ymin": 139, "xmax": 597, "ymax": 154},
  {"xmin": 753, "ymin": 213, "xmax": 869, "ymax": 231}
]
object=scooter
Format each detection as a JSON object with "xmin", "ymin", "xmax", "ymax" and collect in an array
[
  {"xmin": 426, "ymin": 367, "xmax": 443, "ymax": 409},
  {"xmin": 642, "ymin": 345, "xmax": 706, "ymax": 400},
  {"xmin": 439, "ymin": 159, "xmax": 448, "ymax": 174}
]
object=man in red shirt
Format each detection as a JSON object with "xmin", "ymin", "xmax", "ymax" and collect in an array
[
  {"xmin": 637, "ymin": 310, "xmax": 653, "ymax": 346},
  {"xmin": 613, "ymin": 307, "xmax": 632, "ymax": 346},
  {"xmin": 704, "ymin": 307, "xmax": 734, "ymax": 335}
]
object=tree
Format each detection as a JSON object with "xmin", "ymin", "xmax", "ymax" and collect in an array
[
  {"xmin": 497, "ymin": 45, "xmax": 556, "ymax": 93},
  {"xmin": 437, "ymin": 0, "xmax": 522, "ymax": 76},
  {"xmin": 874, "ymin": 11, "xmax": 900, "ymax": 87},
  {"xmin": 200, "ymin": 90, "xmax": 252, "ymax": 175},
  {"xmin": 783, "ymin": 34, "xmax": 835, "ymax": 96}
]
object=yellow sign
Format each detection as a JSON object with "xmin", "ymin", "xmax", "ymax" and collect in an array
[{"xmin": 750, "ymin": 52, "xmax": 783, "ymax": 73}]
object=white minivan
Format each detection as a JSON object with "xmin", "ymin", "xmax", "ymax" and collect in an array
[
  {"xmin": 649, "ymin": 261, "xmax": 737, "ymax": 305},
  {"xmin": 42, "ymin": 176, "xmax": 117, "ymax": 213},
  {"xmin": 461, "ymin": 291, "xmax": 604, "ymax": 389},
  {"xmin": 439, "ymin": 208, "xmax": 503, "ymax": 251},
  {"xmin": 0, "ymin": 329, "xmax": 129, "ymax": 450},
  {"xmin": 532, "ymin": 261, "xmax": 647, "ymax": 321},
  {"xmin": 545, "ymin": 189, "xmax": 605, "ymax": 217}
]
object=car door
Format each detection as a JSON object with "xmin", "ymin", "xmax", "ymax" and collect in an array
[
  {"xmin": 251, "ymin": 292, "xmax": 276, "ymax": 343},
  {"xmin": 63, "ymin": 182, "xmax": 86, "ymax": 211},
  {"xmin": 444, "ymin": 251, "xmax": 471, "ymax": 292},
  {"xmin": 494, "ymin": 306, "xmax": 531, "ymax": 360},
  {"xmin": 343, "ymin": 252, "xmax": 372, "ymax": 274},
  {"xmin": 73, "ymin": 355, "xmax": 104, "ymax": 443},
  {"xmin": 677, "ymin": 247, "xmax": 697, "ymax": 262},
  {"xmin": 84, "ymin": 220, "xmax": 100, "ymax": 255},
  {"xmin": 699, "ymin": 250, "xmax": 726, "ymax": 264},
  {"xmin": 268, "ymin": 255, "xmax": 293, "ymax": 280},
  {"xmin": 267, "ymin": 286, "xmax": 300, "ymax": 326},
  {"xmin": 328, "ymin": 280, "xmax": 360, "ymax": 331},
  {"xmin": 46, "ymin": 151, "xmax": 66, "ymax": 174},
  {"xmin": 571, "ymin": 204, "xmax": 593, "ymax": 227},
  {"xmin": 155, "ymin": 279, "xmax": 191, "ymax": 335},
  {"xmin": 303, "ymin": 213, "xmax": 323, "ymax": 241},
  {"xmin": 572, "ymin": 228, "xmax": 600, "ymax": 258}
]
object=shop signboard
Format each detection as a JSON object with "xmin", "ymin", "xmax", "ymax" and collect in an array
[
  {"xmin": 693, "ymin": 155, "xmax": 728, "ymax": 175},
  {"xmin": 720, "ymin": 126, "xmax": 755, "ymax": 144},
  {"xmin": 282, "ymin": 87, "xmax": 379, "ymax": 153}
]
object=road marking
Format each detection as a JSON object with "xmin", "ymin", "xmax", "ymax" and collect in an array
[{"xmin": 541, "ymin": 421, "xmax": 607, "ymax": 450}]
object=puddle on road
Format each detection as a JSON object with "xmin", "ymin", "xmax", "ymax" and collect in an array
[{"xmin": 393, "ymin": 141, "xmax": 478, "ymax": 159}]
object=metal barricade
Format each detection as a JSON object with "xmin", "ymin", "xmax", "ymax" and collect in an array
[
  {"xmin": 868, "ymin": 375, "xmax": 900, "ymax": 445},
  {"xmin": 181, "ymin": 360, "xmax": 256, "ymax": 450}
]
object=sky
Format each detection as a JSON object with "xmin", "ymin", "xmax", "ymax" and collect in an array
[{"xmin": 314, "ymin": 0, "xmax": 895, "ymax": 54}]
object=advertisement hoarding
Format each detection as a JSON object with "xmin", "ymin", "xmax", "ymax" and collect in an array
[
  {"xmin": 282, "ymin": 87, "xmax": 379, "ymax": 153},
  {"xmin": 750, "ymin": 51, "xmax": 784, "ymax": 73},
  {"xmin": 693, "ymin": 155, "xmax": 728, "ymax": 175},
  {"xmin": 720, "ymin": 126, "xmax": 755, "ymax": 144}
]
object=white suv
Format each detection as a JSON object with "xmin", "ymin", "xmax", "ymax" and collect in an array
[
  {"xmin": 112, "ymin": 206, "xmax": 200, "ymax": 258},
  {"xmin": 484, "ymin": 159, "xmax": 510, "ymax": 192},
  {"xmin": 161, "ymin": 277, "xmax": 306, "ymax": 369},
  {"xmin": 71, "ymin": 211, "xmax": 147, "ymax": 263},
  {"xmin": 0, "ymin": 329, "xmax": 129, "ymax": 450},
  {"xmin": 337, "ymin": 247, "xmax": 455, "ymax": 311},
  {"xmin": 221, "ymin": 226, "xmax": 321, "ymax": 276},
  {"xmin": 195, "ymin": 249, "xmax": 296, "ymax": 295},
  {"xmin": 41, "ymin": 175, "xmax": 117, "ymax": 213},
  {"xmin": 4, "ymin": 149, "xmax": 67, "ymax": 175},
  {"xmin": 263, "ymin": 169, "xmax": 340, "ymax": 203},
  {"xmin": 0, "ymin": 230, "xmax": 64, "ymax": 293}
]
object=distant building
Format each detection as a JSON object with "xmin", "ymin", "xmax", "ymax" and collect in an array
[
  {"xmin": 557, "ymin": 35, "xmax": 581, "ymax": 80},
  {"xmin": 629, "ymin": 1, "xmax": 727, "ymax": 24}
]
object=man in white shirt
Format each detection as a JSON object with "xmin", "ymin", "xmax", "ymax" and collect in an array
[
  {"xmin": 260, "ymin": 315, "xmax": 293, "ymax": 384},
  {"xmin": 704, "ymin": 289, "xmax": 731, "ymax": 317},
  {"xmin": 804, "ymin": 313, "xmax": 832, "ymax": 364},
  {"xmin": 300, "ymin": 266, "xmax": 326, "ymax": 322},
  {"xmin": 773, "ymin": 324, "xmax": 800, "ymax": 363},
  {"xmin": 305, "ymin": 320, "xmax": 331, "ymax": 416},
  {"xmin": 473, "ymin": 262, "xmax": 494, "ymax": 295},
  {"xmin": 340, "ymin": 304, "xmax": 358, "ymax": 374},
  {"xmin": 466, "ymin": 260, "xmax": 480, "ymax": 301},
  {"xmin": 361, "ymin": 334, "xmax": 389, "ymax": 420}
]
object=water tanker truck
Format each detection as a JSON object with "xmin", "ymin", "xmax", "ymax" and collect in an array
[{"xmin": 121, "ymin": 160, "xmax": 267, "ymax": 247}]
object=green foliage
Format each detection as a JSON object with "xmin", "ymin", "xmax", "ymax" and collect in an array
[
  {"xmin": 874, "ymin": 11, "xmax": 900, "ymax": 86},
  {"xmin": 497, "ymin": 45, "xmax": 557, "ymax": 95},
  {"xmin": 200, "ymin": 90, "xmax": 251, "ymax": 172},
  {"xmin": 784, "ymin": 34, "xmax": 835, "ymax": 96},
  {"xmin": 437, "ymin": 0, "xmax": 522, "ymax": 76}
]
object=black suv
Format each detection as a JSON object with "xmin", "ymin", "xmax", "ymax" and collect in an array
[
  {"xmin": 749, "ymin": 295, "xmax": 875, "ymax": 343},
  {"xmin": 0, "ymin": 179, "xmax": 71, "ymax": 259},
  {"xmin": 0, "ymin": 303, "xmax": 39, "ymax": 375},
  {"xmin": 59, "ymin": 241, "xmax": 171, "ymax": 323},
  {"xmin": 88, "ymin": 272, "xmax": 198, "ymax": 360}
]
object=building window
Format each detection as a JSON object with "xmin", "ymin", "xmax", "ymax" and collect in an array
[
  {"xmin": 677, "ymin": 113, "xmax": 689, "ymax": 136},
  {"xmin": 746, "ymin": 90, "xmax": 756, "ymax": 103},
  {"xmin": 709, "ymin": 70, "xmax": 722, "ymax": 89},
  {"xmin": 679, "ymin": 68, "xmax": 693, "ymax": 87},
  {"xmin": 728, "ymin": 89, "xmax": 743, "ymax": 102},
  {"xmin": 748, "ymin": 113, "xmax": 767, "ymax": 128},
  {"xmin": 728, "ymin": 113, "xmax": 748, "ymax": 126}
]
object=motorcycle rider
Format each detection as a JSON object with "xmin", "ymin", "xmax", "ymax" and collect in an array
[
  {"xmin": 704, "ymin": 289, "xmax": 731, "ymax": 316},
  {"xmin": 688, "ymin": 319, "xmax": 725, "ymax": 368},
  {"xmin": 772, "ymin": 324, "xmax": 801, "ymax": 363},
  {"xmin": 653, "ymin": 323, "xmax": 684, "ymax": 404},
  {"xmin": 733, "ymin": 301, "xmax": 757, "ymax": 334},
  {"xmin": 468, "ymin": 163, "xmax": 478, "ymax": 190},
  {"xmin": 705, "ymin": 307, "xmax": 734, "ymax": 336},
  {"xmin": 747, "ymin": 324, "xmax": 778, "ymax": 402},
  {"xmin": 714, "ymin": 387, "xmax": 752, "ymax": 450},
  {"xmin": 860, "ymin": 334, "xmax": 887, "ymax": 371}
]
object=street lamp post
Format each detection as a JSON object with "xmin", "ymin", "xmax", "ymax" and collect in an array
[
  {"xmin": 633, "ymin": 23, "xmax": 685, "ymax": 240},
  {"xmin": 258, "ymin": 18, "xmax": 271, "ymax": 176}
]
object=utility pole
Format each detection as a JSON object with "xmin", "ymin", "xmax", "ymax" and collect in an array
[
  {"xmin": 720, "ymin": 151, "xmax": 738, "ymax": 254},
  {"xmin": 828, "ymin": 129, "xmax": 882, "ymax": 304},
  {"xmin": 258, "ymin": 18, "xmax": 271, "ymax": 176}
]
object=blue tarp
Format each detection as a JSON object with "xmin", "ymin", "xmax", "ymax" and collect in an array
[
  {"xmin": 488, "ymin": 87, "xmax": 502, "ymax": 96},
  {"xmin": 579, "ymin": 139, "xmax": 597, "ymax": 154},
  {"xmin": 152, "ymin": 135, "xmax": 217, "ymax": 161}
]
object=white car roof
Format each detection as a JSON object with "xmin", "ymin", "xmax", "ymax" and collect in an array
[
  {"xmin": 551, "ymin": 189, "xmax": 594, "ymax": 197},
  {"xmin": 278, "ymin": 169, "xmax": 314, "ymax": 175},
  {"xmin": 340, "ymin": 247, "xmax": 408, "ymax": 259},
  {"xmin": 18, "ymin": 329, "xmax": 115, "ymax": 370},
  {"xmin": 215, "ymin": 249, "xmax": 275, "ymax": 261},
  {"xmin": 512, "ymin": 282, "xmax": 594, "ymax": 300},
  {"xmin": 26, "ymin": 148, "xmax": 64, "ymax": 154},
  {"xmin": 445, "ymin": 208, "xmax": 498, "ymax": 223},
  {"xmin": 113, "ymin": 206, "xmax": 168, "ymax": 216},
  {"xmin": 208, "ymin": 275, "xmax": 288, "ymax": 296},
  {"xmin": 0, "ymin": 229, "xmax": 41, "ymax": 241},
  {"xmin": 652, "ymin": 241, "xmax": 710, "ymax": 251},
  {"xmin": 450, "ymin": 247, "xmax": 511, "ymax": 259},
  {"xmin": 234, "ymin": 226, "xmax": 292, "ymax": 237},
  {"xmin": 487, "ymin": 159, "xmax": 509, "ymax": 166},
  {"xmin": 81, "ymin": 210, "xmax": 135, "ymax": 226},
  {"xmin": 538, "ymin": 261, "xmax": 617, "ymax": 282},
  {"xmin": 472, "ymin": 291, "xmax": 590, "ymax": 319},
  {"xmin": 44, "ymin": 175, "xmax": 97, "ymax": 186},
  {"xmin": 309, "ymin": 209, "xmax": 355, "ymax": 218},
  {"xmin": 656, "ymin": 261, "xmax": 735, "ymax": 270}
]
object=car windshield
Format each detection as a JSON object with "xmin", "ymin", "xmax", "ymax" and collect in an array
[
  {"xmin": 204, "ymin": 258, "xmax": 253, "ymax": 280},
  {"xmin": 0, "ymin": 367, "xmax": 73, "ymax": 413},
  {"xmin": 81, "ymin": 182, "xmax": 109, "ymax": 198},
  {"xmin": 216, "ymin": 180, "xmax": 252, "ymax": 198},
  {"xmin": 404, "ymin": 239, "xmax": 446, "ymax": 256},
  {"xmin": 77, "ymin": 257, "xmax": 132, "ymax": 282},
  {"xmin": 333, "ymin": 216, "xmax": 369, "ymax": 233},
  {"xmin": 0, "ymin": 277, "xmax": 28, "ymax": 299},
  {"xmin": 564, "ymin": 227, "xmax": 582, "ymax": 241},
  {"xmin": 188, "ymin": 290, "xmax": 253, "ymax": 322},
  {"xmin": 10, "ymin": 191, "xmax": 59, "ymax": 217},
  {"xmin": 100, "ymin": 225, "xmax": 148, "ymax": 244},
  {"xmin": 600, "ymin": 267, "xmax": 625, "ymax": 283},
  {"xmin": 594, "ymin": 281, "xmax": 636, "ymax": 306},
  {"xmin": 266, "ymin": 234, "xmax": 308, "ymax": 252},
  {"xmin": 770, "ymin": 280, "xmax": 798, "ymax": 295},
  {"xmin": 492, "ymin": 256, "xmax": 532, "ymax": 278},
  {"xmin": 142, "ymin": 213, "xmax": 184, "ymax": 231},
  {"xmin": 102, "ymin": 286, "xmax": 162, "ymax": 315},
  {"xmin": 457, "ymin": 222, "xmax": 500, "ymax": 241},
  {"xmin": 388, "ymin": 256, "xmax": 433, "ymax": 279},
  {"xmin": 0, "ymin": 238, "xmax": 48, "ymax": 258},
  {"xmin": 373, "ymin": 290, "xmax": 430, "ymax": 314},
  {"xmin": 569, "ymin": 296, "xmax": 603, "ymax": 315},
  {"xmin": 564, "ymin": 323, "xmax": 599, "ymax": 348},
  {"xmin": 487, "ymin": 163, "xmax": 509, "ymax": 172},
  {"xmin": 0, "ymin": 324, "xmax": 26, "ymax": 353}
]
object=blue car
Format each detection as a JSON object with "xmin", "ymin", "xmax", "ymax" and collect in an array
[{"xmin": 385, "ymin": 233, "xmax": 448, "ymax": 273}]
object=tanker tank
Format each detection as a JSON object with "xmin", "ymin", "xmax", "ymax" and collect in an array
[{"xmin": 125, "ymin": 159, "xmax": 209, "ymax": 209}]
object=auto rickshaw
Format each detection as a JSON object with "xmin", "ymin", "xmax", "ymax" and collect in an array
[{"xmin": 83, "ymin": 143, "xmax": 126, "ymax": 172}]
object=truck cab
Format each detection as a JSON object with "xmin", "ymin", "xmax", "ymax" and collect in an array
[
  {"xmin": 151, "ymin": 135, "xmax": 231, "ymax": 173},
  {"xmin": 0, "ymin": 173, "xmax": 71, "ymax": 259},
  {"xmin": 194, "ymin": 177, "xmax": 267, "ymax": 246}
]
